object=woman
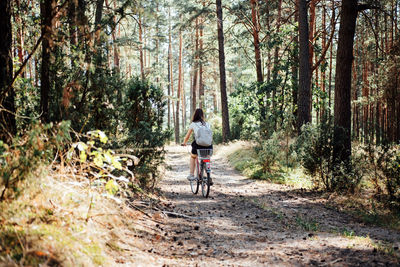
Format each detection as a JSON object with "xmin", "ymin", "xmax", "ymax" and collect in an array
[{"xmin": 182, "ymin": 108, "xmax": 213, "ymax": 183}]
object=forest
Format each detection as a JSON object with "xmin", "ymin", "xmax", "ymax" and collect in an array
[{"xmin": 0, "ymin": 0, "xmax": 400, "ymax": 265}]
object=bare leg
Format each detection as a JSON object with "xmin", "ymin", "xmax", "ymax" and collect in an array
[{"xmin": 190, "ymin": 154, "xmax": 197, "ymax": 175}]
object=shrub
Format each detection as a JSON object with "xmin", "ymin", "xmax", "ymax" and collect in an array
[
  {"xmin": 229, "ymin": 83, "xmax": 261, "ymax": 140},
  {"xmin": 255, "ymin": 131, "xmax": 284, "ymax": 172},
  {"xmin": 361, "ymin": 143, "xmax": 400, "ymax": 207},
  {"xmin": 382, "ymin": 146, "xmax": 400, "ymax": 203},
  {"xmin": 0, "ymin": 121, "xmax": 71, "ymax": 200},
  {"xmin": 295, "ymin": 118, "xmax": 363, "ymax": 192},
  {"xmin": 121, "ymin": 78, "xmax": 170, "ymax": 188},
  {"xmin": 295, "ymin": 120, "xmax": 333, "ymax": 190},
  {"xmin": 68, "ymin": 70, "xmax": 125, "ymax": 135}
]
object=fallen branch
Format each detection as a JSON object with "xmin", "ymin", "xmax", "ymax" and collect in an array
[{"xmin": 162, "ymin": 211, "xmax": 203, "ymax": 220}]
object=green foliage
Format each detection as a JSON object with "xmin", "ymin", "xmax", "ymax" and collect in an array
[
  {"xmin": 14, "ymin": 77, "xmax": 40, "ymax": 132},
  {"xmin": 255, "ymin": 131, "xmax": 284, "ymax": 172},
  {"xmin": 227, "ymin": 146, "xmax": 262, "ymax": 178},
  {"xmin": 361, "ymin": 143, "xmax": 400, "ymax": 208},
  {"xmin": 68, "ymin": 70, "xmax": 125, "ymax": 135},
  {"xmin": 383, "ymin": 148, "xmax": 400, "ymax": 203},
  {"xmin": 67, "ymin": 130, "xmax": 130, "ymax": 187},
  {"xmin": 227, "ymin": 142, "xmax": 309, "ymax": 186},
  {"xmin": 295, "ymin": 118, "xmax": 363, "ymax": 192},
  {"xmin": 208, "ymin": 114, "xmax": 223, "ymax": 144},
  {"xmin": 295, "ymin": 120, "xmax": 333, "ymax": 189},
  {"xmin": 0, "ymin": 121, "xmax": 71, "ymax": 200},
  {"xmin": 229, "ymin": 83, "xmax": 261, "ymax": 140},
  {"xmin": 121, "ymin": 78, "xmax": 170, "ymax": 188}
]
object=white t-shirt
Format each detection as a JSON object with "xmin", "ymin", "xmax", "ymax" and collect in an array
[{"xmin": 189, "ymin": 121, "xmax": 211, "ymax": 139}]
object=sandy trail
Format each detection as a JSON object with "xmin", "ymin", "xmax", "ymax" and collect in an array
[{"xmin": 120, "ymin": 145, "xmax": 400, "ymax": 266}]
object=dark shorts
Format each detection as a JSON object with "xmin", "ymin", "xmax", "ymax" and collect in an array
[{"xmin": 191, "ymin": 141, "xmax": 213, "ymax": 155}]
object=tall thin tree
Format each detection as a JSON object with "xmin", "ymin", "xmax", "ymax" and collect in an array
[
  {"xmin": 40, "ymin": 0, "xmax": 55, "ymax": 123},
  {"xmin": 297, "ymin": 0, "xmax": 311, "ymax": 131},
  {"xmin": 216, "ymin": 0, "xmax": 230, "ymax": 142},
  {"xmin": 175, "ymin": 28, "xmax": 183, "ymax": 144},
  {"xmin": 0, "ymin": 0, "xmax": 16, "ymax": 140}
]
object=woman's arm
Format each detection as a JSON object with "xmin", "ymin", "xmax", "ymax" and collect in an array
[{"xmin": 182, "ymin": 128, "xmax": 193, "ymax": 145}]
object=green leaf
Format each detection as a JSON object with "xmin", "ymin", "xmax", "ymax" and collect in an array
[
  {"xmin": 98, "ymin": 131, "xmax": 108, "ymax": 144},
  {"xmin": 111, "ymin": 158, "xmax": 122, "ymax": 170},
  {"xmin": 80, "ymin": 151, "xmax": 87, "ymax": 162},
  {"xmin": 93, "ymin": 154, "xmax": 103, "ymax": 167},
  {"xmin": 105, "ymin": 179, "xmax": 119, "ymax": 195}
]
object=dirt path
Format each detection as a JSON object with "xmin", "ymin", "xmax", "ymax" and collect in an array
[{"xmin": 124, "ymin": 145, "xmax": 400, "ymax": 266}]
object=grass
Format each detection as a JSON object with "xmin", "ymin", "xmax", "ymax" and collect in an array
[
  {"xmin": 226, "ymin": 141, "xmax": 311, "ymax": 189},
  {"xmin": 337, "ymin": 228, "xmax": 399, "ymax": 257},
  {"xmin": 328, "ymin": 194, "xmax": 400, "ymax": 231},
  {"xmin": 295, "ymin": 215, "xmax": 319, "ymax": 232},
  {"xmin": 0, "ymin": 166, "xmax": 131, "ymax": 266}
]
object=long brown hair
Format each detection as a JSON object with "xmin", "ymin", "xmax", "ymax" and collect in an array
[{"xmin": 192, "ymin": 108, "xmax": 205, "ymax": 124}]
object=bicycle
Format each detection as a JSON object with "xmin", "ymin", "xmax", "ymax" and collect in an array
[{"xmin": 183, "ymin": 144, "xmax": 213, "ymax": 197}]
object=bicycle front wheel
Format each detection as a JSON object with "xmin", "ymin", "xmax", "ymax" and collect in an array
[
  {"xmin": 201, "ymin": 168, "xmax": 210, "ymax": 198},
  {"xmin": 190, "ymin": 159, "xmax": 200, "ymax": 194}
]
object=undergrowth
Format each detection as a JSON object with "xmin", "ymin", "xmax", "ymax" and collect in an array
[
  {"xmin": 0, "ymin": 121, "xmax": 160, "ymax": 265},
  {"xmin": 226, "ymin": 141, "xmax": 311, "ymax": 188}
]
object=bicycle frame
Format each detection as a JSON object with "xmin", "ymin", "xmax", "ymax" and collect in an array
[
  {"xmin": 195, "ymin": 149, "xmax": 213, "ymax": 197},
  {"xmin": 184, "ymin": 144, "xmax": 213, "ymax": 197}
]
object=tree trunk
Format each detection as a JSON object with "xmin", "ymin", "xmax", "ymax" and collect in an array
[
  {"xmin": 251, "ymin": 0, "xmax": 265, "ymax": 129},
  {"xmin": 250, "ymin": 0, "xmax": 263, "ymax": 83},
  {"xmin": 192, "ymin": 18, "xmax": 199, "ymax": 115},
  {"xmin": 182, "ymin": 65, "xmax": 186, "ymax": 131},
  {"xmin": 168, "ymin": 12, "xmax": 175, "ymax": 128},
  {"xmin": 216, "ymin": 0, "xmax": 230, "ymax": 142},
  {"xmin": 297, "ymin": 0, "xmax": 311, "ymax": 131},
  {"xmin": 15, "ymin": 0, "xmax": 25, "ymax": 76},
  {"xmin": 328, "ymin": 0, "xmax": 335, "ymax": 115},
  {"xmin": 362, "ymin": 59, "xmax": 369, "ymax": 143},
  {"xmin": 292, "ymin": 1, "xmax": 299, "ymax": 128},
  {"xmin": 320, "ymin": 3, "xmax": 326, "ymax": 120},
  {"xmin": 139, "ymin": 15, "xmax": 145, "ymax": 80},
  {"xmin": 333, "ymin": 0, "xmax": 358, "ymax": 165},
  {"xmin": 175, "ymin": 30, "xmax": 183, "ymax": 144},
  {"xmin": 155, "ymin": 4, "xmax": 160, "ymax": 84},
  {"xmin": 199, "ymin": 1, "xmax": 205, "ymax": 109},
  {"xmin": 272, "ymin": 0, "xmax": 282, "ymax": 130},
  {"xmin": 0, "ymin": 0, "xmax": 16, "ymax": 139},
  {"xmin": 92, "ymin": 0, "xmax": 105, "ymax": 129},
  {"xmin": 40, "ymin": 0, "xmax": 55, "ymax": 123},
  {"xmin": 167, "ymin": 51, "xmax": 171, "ymax": 129},
  {"xmin": 309, "ymin": 0, "xmax": 317, "ymax": 122},
  {"xmin": 112, "ymin": 0, "xmax": 120, "ymax": 72}
]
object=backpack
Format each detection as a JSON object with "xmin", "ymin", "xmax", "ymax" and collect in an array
[{"xmin": 195, "ymin": 122, "xmax": 213, "ymax": 146}]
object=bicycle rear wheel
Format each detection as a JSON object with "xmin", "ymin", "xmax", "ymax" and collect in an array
[
  {"xmin": 190, "ymin": 159, "xmax": 199, "ymax": 194},
  {"xmin": 201, "ymin": 167, "xmax": 210, "ymax": 198}
]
